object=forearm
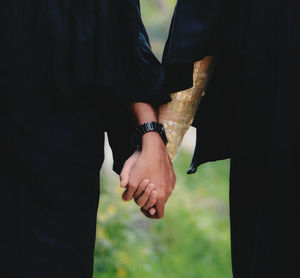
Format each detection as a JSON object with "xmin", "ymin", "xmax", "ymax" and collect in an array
[
  {"xmin": 123, "ymin": 103, "xmax": 176, "ymax": 219},
  {"xmin": 130, "ymin": 102, "xmax": 158, "ymax": 125}
]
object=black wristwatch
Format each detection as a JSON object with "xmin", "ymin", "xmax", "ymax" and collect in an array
[{"xmin": 132, "ymin": 122, "xmax": 168, "ymax": 150}]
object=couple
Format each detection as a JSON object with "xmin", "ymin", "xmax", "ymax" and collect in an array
[{"xmin": 0, "ymin": 0, "xmax": 298, "ymax": 278}]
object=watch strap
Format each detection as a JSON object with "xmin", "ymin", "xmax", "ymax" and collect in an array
[{"xmin": 133, "ymin": 122, "xmax": 168, "ymax": 148}]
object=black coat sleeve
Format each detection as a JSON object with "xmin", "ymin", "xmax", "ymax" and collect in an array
[
  {"xmin": 162, "ymin": 0, "xmax": 237, "ymax": 173},
  {"xmin": 106, "ymin": 0, "xmax": 171, "ymax": 174}
]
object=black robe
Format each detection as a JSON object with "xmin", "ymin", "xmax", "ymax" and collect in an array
[
  {"xmin": 163, "ymin": 0, "xmax": 300, "ymax": 277},
  {"xmin": 0, "ymin": 1, "xmax": 168, "ymax": 277},
  {"xmin": 0, "ymin": 0, "xmax": 172, "ymax": 172}
]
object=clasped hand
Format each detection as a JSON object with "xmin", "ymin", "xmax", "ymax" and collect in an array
[{"xmin": 119, "ymin": 132, "xmax": 176, "ymax": 219}]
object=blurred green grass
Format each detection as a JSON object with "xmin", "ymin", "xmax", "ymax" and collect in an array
[
  {"xmin": 94, "ymin": 151, "xmax": 232, "ymax": 278},
  {"xmin": 139, "ymin": 0, "xmax": 177, "ymax": 59}
]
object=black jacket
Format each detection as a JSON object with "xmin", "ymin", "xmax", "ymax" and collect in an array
[
  {"xmin": 0, "ymin": 0, "xmax": 171, "ymax": 173},
  {"xmin": 163, "ymin": 0, "xmax": 298, "ymax": 173},
  {"xmin": 162, "ymin": 1, "xmax": 300, "ymax": 276},
  {"xmin": 0, "ymin": 0, "xmax": 169, "ymax": 103}
]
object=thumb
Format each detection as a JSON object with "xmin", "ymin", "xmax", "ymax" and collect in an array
[
  {"xmin": 120, "ymin": 156, "xmax": 136, "ymax": 188},
  {"xmin": 149, "ymin": 207, "xmax": 157, "ymax": 216}
]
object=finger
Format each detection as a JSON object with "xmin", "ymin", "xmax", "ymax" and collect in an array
[
  {"xmin": 120, "ymin": 157, "xmax": 136, "ymax": 188},
  {"xmin": 135, "ymin": 183, "xmax": 155, "ymax": 207},
  {"xmin": 122, "ymin": 181, "xmax": 139, "ymax": 201},
  {"xmin": 120, "ymin": 175, "xmax": 129, "ymax": 188},
  {"xmin": 133, "ymin": 179, "xmax": 149, "ymax": 199},
  {"xmin": 142, "ymin": 191, "xmax": 158, "ymax": 211},
  {"xmin": 140, "ymin": 208, "xmax": 158, "ymax": 219},
  {"xmin": 148, "ymin": 207, "xmax": 156, "ymax": 216},
  {"xmin": 155, "ymin": 199, "xmax": 165, "ymax": 219}
]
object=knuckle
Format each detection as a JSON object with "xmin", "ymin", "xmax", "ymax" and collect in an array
[
  {"xmin": 146, "ymin": 185, "xmax": 154, "ymax": 193},
  {"xmin": 129, "ymin": 182, "xmax": 138, "ymax": 189},
  {"xmin": 160, "ymin": 193, "xmax": 166, "ymax": 200},
  {"xmin": 142, "ymin": 179, "xmax": 149, "ymax": 185},
  {"xmin": 157, "ymin": 193, "xmax": 163, "ymax": 200},
  {"xmin": 149, "ymin": 183, "xmax": 155, "ymax": 189},
  {"xmin": 152, "ymin": 190, "xmax": 158, "ymax": 197},
  {"xmin": 160, "ymin": 190, "xmax": 166, "ymax": 197}
]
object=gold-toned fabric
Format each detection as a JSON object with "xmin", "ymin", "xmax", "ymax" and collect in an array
[{"xmin": 159, "ymin": 56, "xmax": 216, "ymax": 160}]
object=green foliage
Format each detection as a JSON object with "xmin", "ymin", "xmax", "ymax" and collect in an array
[{"xmin": 94, "ymin": 151, "xmax": 232, "ymax": 278}]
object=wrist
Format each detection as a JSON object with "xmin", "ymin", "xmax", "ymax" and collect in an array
[
  {"xmin": 133, "ymin": 122, "xmax": 168, "ymax": 150},
  {"xmin": 130, "ymin": 103, "xmax": 158, "ymax": 125},
  {"xmin": 142, "ymin": 132, "xmax": 165, "ymax": 147}
]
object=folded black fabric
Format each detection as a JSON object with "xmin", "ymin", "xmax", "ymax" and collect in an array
[{"xmin": 0, "ymin": 0, "xmax": 170, "ymax": 104}]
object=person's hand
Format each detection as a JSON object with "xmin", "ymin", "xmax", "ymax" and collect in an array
[
  {"xmin": 120, "ymin": 132, "xmax": 176, "ymax": 219},
  {"xmin": 120, "ymin": 152, "xmax": 158, "ymax": 216}
]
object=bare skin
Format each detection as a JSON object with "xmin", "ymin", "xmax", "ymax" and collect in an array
[{"xmin": 120, "ymin": 103, "xmax": 176, "ymax": 219}]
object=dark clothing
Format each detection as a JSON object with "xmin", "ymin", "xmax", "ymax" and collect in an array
[
  {"xmin": 163, "ymin": 0, "xmax": 299, "ymax": 277},
  {"xmin": 0, "ymin": 0, "xmax": 170, "ymax": 174},
  {"xmin": 0, "ymin": 0, "xmax": 170, "ymax": 103},
  {"xmin": 1, "ymin": 93, "xmax": 105, "ymax": 278},
  {"xmin": 0, "ymin": 1, "xmax": 167, "ymax": 277}
]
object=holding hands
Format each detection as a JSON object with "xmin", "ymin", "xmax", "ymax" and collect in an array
[{"xmin": 120, "ymin": 111, "xmax": 176, "ymax": 219}]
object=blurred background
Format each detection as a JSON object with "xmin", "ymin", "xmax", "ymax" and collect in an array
[{"xmin": 93, "ymin": 1, "xmax": 232, "ymax": 277}]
